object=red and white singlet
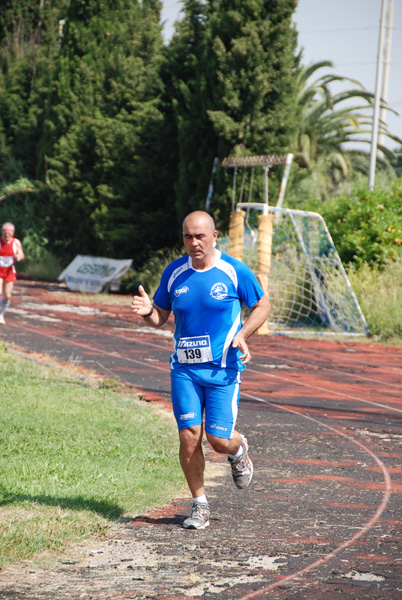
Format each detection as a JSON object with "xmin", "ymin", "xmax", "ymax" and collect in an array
[{"xmin": 0, "ymin": 237, "xmax": 18, "ymax": 282}]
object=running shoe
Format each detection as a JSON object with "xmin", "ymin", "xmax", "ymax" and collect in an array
[
  {"xmin": 182, "ymin": 502, "xmax": 210, "ymax": 530},
  {"xmin": 228, "ymin": 434, "xmax": 254, "ymax": 489},
  {"xmin": 0, "ymin": 315, "xmax": 5, "ymax": 325}
]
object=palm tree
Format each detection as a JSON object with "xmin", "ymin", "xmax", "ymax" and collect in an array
[{"xmin": 294, "ymin": 60, "xmax": 401, "ymax": 187}]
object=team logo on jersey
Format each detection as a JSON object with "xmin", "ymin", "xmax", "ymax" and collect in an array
[
  {"xmin": 210, "ymin": 282, "xmax": 228, "ymax": 300},
  {"xmin": 175, "ymin": 286, "xmax": 189, "ymax": 297}
]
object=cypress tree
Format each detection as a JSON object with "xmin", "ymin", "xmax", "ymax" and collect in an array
[
  {"xmin": 0, "ymin": 0, "xmax": 67, "ymax": 239},
  {"xmin": 166, "ymin": 0, "xmax": 219, "ymax": 224},
  {"xmin": 166, "ymin": 0, "xmax": 299, "ymax": 228},
  {"xmin": 0, "ymin": 0, "xmax": 60, "ymax": 169},
  {"xmin": 44, "ymin": 0, "xmax": 177, "ymax": 264}
]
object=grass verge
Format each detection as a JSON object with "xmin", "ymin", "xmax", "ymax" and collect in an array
[
  {"xmin": 0, "ymin": 344, "xmax": 184, "ymax": 567},
  {"xmin": 347, "ymin": 257, "xmax": 402, "ymax": 344}
]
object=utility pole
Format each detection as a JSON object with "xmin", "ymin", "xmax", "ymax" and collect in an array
[
  {"xmin": 368, "ymin": 0, "xmax": 388, "ymax": 189},
  {"xmin": 378, "ymin": 0, "xmax": 394, "ymax": 148}
]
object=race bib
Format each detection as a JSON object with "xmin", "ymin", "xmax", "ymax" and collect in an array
[
  {"xmin": 177, "ymin": 335, "xmax": 213, "ymax": 364},
  {"xmin": 0, "ymin": 256, "xmax": 13, "ymax": 268}
]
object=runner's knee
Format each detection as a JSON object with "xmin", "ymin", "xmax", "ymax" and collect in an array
[
  {"xmin": 206, "ymin": 433, "xmax": 230, "ymax": 454},
  {"xmin": 179, "ymin": 426, "xmax": 203, "ymax": 453}
]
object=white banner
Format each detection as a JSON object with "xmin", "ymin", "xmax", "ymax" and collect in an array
[{"xmin": 58, "ymin": 255, "xmax": 133, "ymax": 294}]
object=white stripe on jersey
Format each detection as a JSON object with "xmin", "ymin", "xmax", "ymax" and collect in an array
[
  {"xmin": 221, "ymin": 311, "xmax": 241, "ymax": 368},
  {"xmin": 215, "ymin": 253, "xmax": 238, "ymax": 289},
  {"xmin": 167, "ymin": 259, "xmax": 190, "ymax": 293}
]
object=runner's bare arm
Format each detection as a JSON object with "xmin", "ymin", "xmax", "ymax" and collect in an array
[
  {"xmin": 131, "ymin": 285, "xmax": 170, "ymax": 328},
  {"xmin": 232, "ymin": 295, "xmax": 270, "ymax": 364},
  {"xmin": 14, "ymin": 239, "xmax": 25, "ymax": 262}
]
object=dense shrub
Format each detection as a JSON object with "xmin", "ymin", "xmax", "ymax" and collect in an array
[{"xmin": 307, "ymin": 178, "xmax": 402, "ymax": 265}]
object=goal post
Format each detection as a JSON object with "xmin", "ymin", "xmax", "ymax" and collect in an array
[{"xmin": 220, "ymin": 205, "xmax": 369, "ymax": 336}]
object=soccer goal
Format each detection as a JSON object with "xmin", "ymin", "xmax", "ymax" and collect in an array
[
  {"xmin": 218, "ymin": 205, "xmax": 368, "ymax": 335},
  {"xmin": 209, "ymin": 155, "xmax": 368, "ymax": 336}
]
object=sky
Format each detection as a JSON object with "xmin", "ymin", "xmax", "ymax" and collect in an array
[{"xmin": 160, "ymin": 0, "xmax": 402, "ymax": 149}]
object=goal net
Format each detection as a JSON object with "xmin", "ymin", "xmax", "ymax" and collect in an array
[{"xmin": 218, "ymin": 206, "xmax": 369, "ymax": 335}]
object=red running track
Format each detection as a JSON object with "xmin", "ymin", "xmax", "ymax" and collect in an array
[{"xmin": 0, "ymin": 279, "xmax": 401, "ymax": 600}]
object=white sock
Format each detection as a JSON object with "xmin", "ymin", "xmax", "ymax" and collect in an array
[
  {"xmin": 228, "ymin": 446, "xmax": 243, "ymax": 461},
  {"xmin": 0, "ymin": 300, "xmax": 9, "ymax": 316},
  {"xmin": 193, "ymin": 495, "xmax": 207, "ymax": 505}
]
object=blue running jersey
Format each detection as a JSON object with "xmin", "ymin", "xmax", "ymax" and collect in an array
[{"xmin": 153, "ymin": 250, "xmax": 265, "ymax": 372}]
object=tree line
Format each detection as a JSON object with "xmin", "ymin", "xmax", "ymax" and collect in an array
[{"xmin": 0, "ymin": 0, "xmax": 399, "ymax": 269}]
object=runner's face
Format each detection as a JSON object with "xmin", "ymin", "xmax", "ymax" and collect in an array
[
  {"xmin": 1, "ymin": 230, "xmax": 13, "ymax": 243},
  {"xmin": 183, "ymin": 217, "xmax": 217, "ymax": 265}
]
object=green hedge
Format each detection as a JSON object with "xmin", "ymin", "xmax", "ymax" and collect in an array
[{"xmin": 309, "ymin": 178, "xmax": 402, "ymax": 265}]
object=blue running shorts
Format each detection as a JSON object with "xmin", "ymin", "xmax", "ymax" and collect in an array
[{"xmin": 170, "ymin": 367, "xmax": 241, "ymax": 439}]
